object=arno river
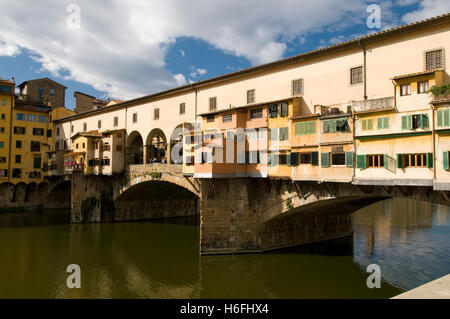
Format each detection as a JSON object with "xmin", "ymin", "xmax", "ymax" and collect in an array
[{"xmin": 0, "ymin": 198, "xmax": 448, "ymax": 298}]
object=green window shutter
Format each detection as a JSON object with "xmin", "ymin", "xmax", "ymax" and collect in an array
[
  {"xmin": 311, "ymin": 152, "xmax": 319, "ymax": 166},
  {"xmin": 367, "ymin": 119, "xmax": 373, "ymax": 130},
  {"xmin": 331, "ymin": 120, "xmax": 337, "ymax": 132},
  {"xmin": 299, "ymin": 123, "xmax": 305, "ymax": 135},
  {"xmin": 304, "ymin": 122, "xmax": 309, "ymax": 135},
  {"xmin": 345, "ymin": 152, "xmax": 354, "ymax": 167},
  {"xmin": 310, "ymin": 122, "xmax": 316, "ymax": 134},
  {"xmin": 321, "ymin": 152, "xmax": 330, "ymax": 168},
  {"xmin": 291, "ymin": 153, "xmax": 299, "ymax": 167},
  {"xmin": 362, "ymin": 119, "xmax": 367, "ymax": 131},
  {"xmin": 437, "ymin": 110, "xmax": 443, "ymax": 127},
  {"xmin": 268, "ymin": 155, "xmax": 274, "ymax": 167},
  {"xmin": 270, "ymin": 128, "xmax": 278, "ymax": 141},
  {"xmin": 444, "ymin": 151, "xmax": 450, "ymax": 171},
  {"xmin": 402, "ymin": 116, "xmax": 407, "ymax": 130},
  {"xmin": 278, "ymin": 128, "xmax": 283, "ymax": 141},
  {"xmin": 383, "ymin": 117, "xmax": 389, "ymax": 129},
  {"xmin": 323, "ymin": 120, "xmax": 329, "ymax": 133},
  {"xmin": 356, "ymin": 155, "xmax": 366, "ymax": 169},
  {"xmin": 286, "ymin": 153, "xmax": 291, "ymax": 166},
  {"xmin": 407, "ymin": 115, "xmax": 413, "ymax": 129},
  {"xmin": 421, "ymin": 114, "xmax": 429, "ymax": 129},
  {"xmin": 397, "ymin": 154, "xmax": 403, "ymax": 168},
  {"xmin": 444, "ymin": 109, "xmax": 450, "ymax": 126},
  {"xmin": 295, "ymin": 123, "xmax": 301, "ymax": 136},
  {"xmin": 383, "ymin": 154, "xmax": 388, "ymax": 169},
  {"xmin": 377, "ymin": 118, "xmax": 382, "ymax": 129},
  {"xmin": 426, "ymin": 153, "xmax": 433, "ymax": 168}
]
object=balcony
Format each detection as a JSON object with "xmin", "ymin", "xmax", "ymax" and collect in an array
[
  {"xmin": 352, "ymin": 97, "xmax": 394, "ymax": 114},
  {"xmin": 432, "ymin": 94, "xmax": 450, "ymax": 105}
]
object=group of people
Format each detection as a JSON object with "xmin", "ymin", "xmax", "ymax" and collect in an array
[{"xmin": 151, "ymin": 157, "xmax": 167, "ymax": 164}]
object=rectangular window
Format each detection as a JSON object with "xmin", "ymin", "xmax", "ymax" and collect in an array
[
  {"xmin": 98, "ymin": 120, "xmax": 102, "ymax": 129},
  {"xmin": 12, "ymin": 169, "xmax": 21, "ymax": 178},
  {"xmin": 0, "ymin": 169, "xmax": 7, "ymax": 177},
  {"xmin": 0, "ymin": 127, "xmax": 4, "ymax": 133},
  {"xmin": 332, "ymin": 152, "xmax": 346, "ymax": 166},
  {"xmin": 16, "ymin": 113, "xmax": 26, "ymax": 121},
  {"xmin": 367, "ymin": 154, "xmax": 385, "ymax": 168},
  {"xmin": 38, "ymin": 88, "xmax": 44, "ymax": 100},
  {"xmin": 268, "ymin": 104, "xmax": 278, "ymax": 118},
  {"xmin": 27, "ymin": 114, "xmax": 36, "ymax": 122},
  {"xmin": 47, "ymin": 129, "xmax": 52, "ymax": 137},
  {"xmin": 280, "ymin": 103, "xmax": 289, "ymax": 117},
  {"xmin": 350, "ymin": 66, "xmax": 363, "ymax": 84},
  {"xmin": 426, "ymin": 49, "xmax": 443, "ymax": 70},
  {"xmin": 209, "ymin": 97, "xmax": 217, "ymax": 111},
  {"xmin": 247, "ymin": 89, "xmax": 255, "ymax": 104},
  {"xmin": 401, "ymin": 153, "xmax": 428, "ymax": 168},
  {"xmin": 15, "ymin": 155, "xmax": 21, "ymax": 163},
  {"xmin": 70, "ymin": 125, "xmax": 74, "ymax": 133},
  {"xmin": 400, "ymin": 83, "xmax": 411, "ymax": 96},
  {"xmin": 324, "ymin": 118, "xmax": 349, "ymax": 133},
  {"xmin": 1, "ymin": 114, "xmax": 5, "ymax": 120},
  {"xmin": 56, "ymin": 127, "xmax": 60, "ymax": 136},
  {"xmin": 250, "ymin": 108, "xmax": 262, "ymax": 119},
  {"xmin": 101, "ymin": 159, "xmax": 110, "ymax": 166},
  {"xmin": 180, "ymin": 103, "xmax": 186, "ymax": 115},
  {"xmin": 295, "ymin": 121, "xmax": 316, "ymax": 135},
  {"xmin": 38, "ymin": 115, "xmax": 46, "ymax": 122},
  {"xmin": 0, "ymin": 141, "xmax": 4, "ymax": 148},
  {"xmin": 14, "ymin": 126, "xmax": 26, "ymax": 134},
  {"xmin": 133, "ymin": 113, "xmax": 138, "ymax": 123},
  {"xmin": 437, "ymin": 109, "xmax": 450, "ymax": 127},
  {"xmin": 114, "ymin": 117, "xmax": 118, "ymax": 127},
  {"xmin": 0, "ymin": 157, "xmax": 6, "ymax": 163},
  {"xmin": 154, "ymin": 109, "xmax": 159, "ymax": 120},
  {"xmin": 33, "ymin": 128, "xmax": 44, "ymax": 136},
  {"xmin": 1, "ymin": 99, "xmax": 6, "ymax": 106},
  {"xmin": 269, "ymin": 128, "xmax": 278, "ymax": 141},
  {"xmin": 377, "ymin": 117, "xmax": 390, "ymax": 130},
  {"xmin": 50, "ymin": 88, "xmax": 55, "ymax": 96},
  {"xmin": 222, "ymin": 114, "xmax": 232, "ymax": 123},
  {"xmin": 83, "ymin": 123, "xmax": 87, "ymax": 131},
  {"xmin": 361, "ymin": 119, "xmax": 373, "ymax": 131},
  {"xmin": 30, "ymin": 141, "xmax": 40, "ymax": 152},
  {"xmin": 418, "ymin": 80, "xmax": 429, "ymax": 94},
  {"xmin": 206, "ymin": 115, "xmax": 215, "ymax": 123},
  {"xmin": 300, "ymin": 153, "xmax": 312, "ymax": 164},
  {"xmin": 16, "ymin": 140, "xmax": 22, "ymax": 148},
  {"xmin": 34, "ymin": 157, "xmax": 41, "ymax": 169},
  {"xmin": 292, "ymin": 79, "xmax": 303, "ymax": 95},
  {"xmin": 279, "ymin": 127, "xmax": 289, "ymax": 141}
]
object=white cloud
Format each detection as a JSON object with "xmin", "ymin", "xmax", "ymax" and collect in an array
[
  {"xmin": 0, "ymin": 0, "xmax": 374, "ymax": 99},
  {"xmin": 197, "ymin": 68, "xmax": 207, "ymax": 75},
  {"xmin": 179, "ymin": 49, "xmax": 185, "ymax": 58},
  {"xmin": 402, "ymin": 0, "xmax": 450, "ymax": 23}
]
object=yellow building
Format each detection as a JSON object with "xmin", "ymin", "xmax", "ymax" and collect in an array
[{"xmin": 0, "ymin": 78, "xmax": 14, "ymax": 183}]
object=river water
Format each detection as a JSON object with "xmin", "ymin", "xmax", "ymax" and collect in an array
[{"xmin": 0, "ymin": 198, "xmax": 448, "ymax": 299}]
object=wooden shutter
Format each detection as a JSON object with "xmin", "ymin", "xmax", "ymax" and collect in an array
[
  {"xmin": 421, "ymin": 114, "xmax": 429, "ymax": 129},
  {"xmin": 286, "ymin": 153, "xmax": 291, "ymax": 166},
  {"xmin": 310, "ymin": 122, "xmax": 316, "ymax": 134},
  {"xmin": 311, "ymin": 152, "xmax": 319, "ymax": 166},
  {"xmin": 444, "ymin": 109, "xmax": 450, "ymax": 126},
  {"xmin": 268, "ymin": 155, "xmax": 274, "ymax": 167},
  {"xmin": 383, "ymin": 154, "xmax": 388, "ymax": 169},
  {"xmin": 383, "ymin": 117, "xmax": 389, "ymax": 129},
  {"xmin": 356, "ymin": 155, "xmax": 366, "ymax": 169},
  {"xmin": 367, "ymin": 119, "xmax": 373, "ymax": 130},
  {"xmin": 402, "ymin": 116, "xmax": 407, "ymax": 130},
  {"xmin": 377, "ymin": 118, "xmax": 382, "ymax": 129},
  {"xmin": 321, "ymin": 152, "xmax": 330, "ymax": 168},
  {"xmin": 362, "ymin": 119, "xmax": 367, "ymax": 131},
  {"xmin": 407, "ymin": 115, "xmax": 413, "ymax": 129},
  {"xmin": 323, "ymin": 121, "xmax": 329, "ymax": 133},
  {"xmin": 290, "ymin": 153, "xmax": 299, "ymax": 167},
  {"xmin": 444, "ymin": 151, "xmax": 450, "ymax": 171},
  {"xmin": 397, "ymin": 154, "xmax": 403, "ymax": 168},
  {"xmin": 345, "ymin": 152, "xmax": 354, "ymax": 167},
  {"xmin": 295, "ymin": 123, "xmax": 301, "ymax": 136},
  {"xmin": 426, "ymin": 153, "xmax": 433, "ymax": 168},
  {"xmin": 437, "ymin": 110, "xmax": 443, "ymax": 127}
]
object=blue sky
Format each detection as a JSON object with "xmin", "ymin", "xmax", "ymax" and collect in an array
[{"xmin": 0, "ymin": 0, "xmax": 449, "ymax": 110}]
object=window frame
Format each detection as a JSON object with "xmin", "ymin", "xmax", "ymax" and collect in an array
[
  {"xmin": 247, "ymin": 89, "xmax": 255, "ymax": 104},
  {"xmin": 350, "ymin": 66, "xmax": 363, "ymax": 85}
]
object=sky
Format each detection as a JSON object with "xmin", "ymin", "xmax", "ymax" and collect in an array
[{"xmin": 0, "ymin": 0, "xmax": 449, "ymax": 110}]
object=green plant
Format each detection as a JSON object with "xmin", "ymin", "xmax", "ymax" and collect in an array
[
  {"xmin": 429, "ymin": 84, "xmax": 450, "ymax": 97},
  {"xmin": 285, "ymin": 198, "xmax": 294, "ymax": 210},
  {"xmin": 151, "ymin": 172, "xmax": 162, "ymax": 180}
]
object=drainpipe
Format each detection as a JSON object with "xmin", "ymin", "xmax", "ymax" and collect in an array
[
  {"xmin": 363, "ymin": 46, "xmax": 368, "ymax": 101},
  {"xmin": 432, "ymin": 104, "xmax": 437, "ymax": 181}
]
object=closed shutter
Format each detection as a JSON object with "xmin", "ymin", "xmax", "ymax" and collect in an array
[
  {"xmin": 421, "ymin": 114, "xmax": 429, "ymax": 129},
  {"xmin": 311, "ymin": 152, "xmax": 319, "ymax": 166},
  {"xmin": 290, "ymin": 153, "xmax": 299, "ymax": 167},
  {"xmin": 345, "ymin": 152, "xmax": 354, "ymax": 167},
  {"xmin": 323, "ymin": 121, "xmax": 329, "ymax": 133},
  {"xmin": 444, "ymin": 151, "xmax": 449, "ymax": 171},
  {"xmin": 362, "ymin": 119, "xmax": 367, "ymax": 131},
  {"xmin": 269, "ymin": 128, "xmax": 278, "ymax": 141},
  {"xmin": 407, "ymin": 115, "xmax": 413, "ymax": 129},
  {"xmin": 402, "ymin": 116, "xmax": 407, "ymax": 130},
  {"xmin": 237, "ymin": 153, "xmax": 245, "ymax": 164},
  {"xmin": 295, "ymin": 123, "xmax": 301, "ymax": 136},
  {"xmin": 367, "ymin": 119, "xmax": 373, "ymax": 130},
  {"xmin": 377, "ymin": 118, "xmax": 382, "ymax": 129},
  {"xmin": 280, "ymin": 103, "xmax": 289, "ymax": 117},
  {"xmin": 383, "ymin": 117, "xmax": 389, "ymax": 129},
  {"xmin": 437, "ymin": 110, "xmax": 444, "ymax": 127},
  {"xmin": 310, "ymin": 121, "xmax": 316, "ymax": 134},
  {"xmin": 426, "ymin": 153, "xmax": 433, "ymax": 168},
  {"xmin": 356, "ymin": 155, "xmax": 366, "ymax": 169},
  {"xmin": 321, "ymin": 152, "xmax": 330, "ymax": 168},
  {"xmin": 397, "ymin": 154, "xmax": 403, "ymax": 168},
  {"xmin": 445, "ymin": 110, "xmax": 450, "ymax": 126}
]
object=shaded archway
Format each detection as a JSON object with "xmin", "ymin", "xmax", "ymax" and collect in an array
[
  {"xmin": 115, "ymin": 180, "xmax": 199, "ymax": 221},
  {"xmin": 47, "ymin": 180, "xmax": 71, "ymax": 208},
  {"xmin": 145, "ymin": 129, "xmax": 167, "ymax": 164},
  {"xmin": 126, "ymin": 131, "xmax": 144, "ymax": 165},
  {"xmin": 169, "ymin": 123, "xmax": 189, "ymax": 164}
]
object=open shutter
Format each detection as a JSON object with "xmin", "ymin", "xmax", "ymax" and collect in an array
[
  {"xmin": 321, "ymin": 152, "xmax": 330, "ymax": 168},
  {"xmin": 407, "ymin": 115, "xmax": 413, "ymax": 129},
  {"xmin": 444, "ymin": 151, "xmax": 449, "ymax": 171},
  {"xmin": 397, "ymin": 154, "xmax": 403, "ymax": 168},
  {"xmin": 291, "ymin": 153, "xmax": 299, "ymax": 167},
  {"xmin": 421, "ymin": 114, "xmax": 429, "ymax": 129},
  {"xmin": 426, "ymin": 153, "xmax": 433, "ymax": 168},
  {"xmin": 345, "ymin": 152, "xmax": 354, "ymax": 167},
  {"xmin": 383, "ymin": 154, "xmax": 388, "ymax": 169},
  {"xmin": 267, "ymin": 154, "xmax": 274, "ymax": 167},
  {"xmin": 402, "ymin": 116, "xmax": 407, "ymax": 130},
  {"xmin": 197, "ymin": 152, "xmax": 203, "ymax": 164},
  {"xmin": 311, "ymin": 152, "xmax": 319, "ymax": 166},
  {"xmin": 286, "ymin": 153, "xmax": 291, "ymax": 166},
  {"xmin": 356, "ymin": 155, "xmax": 366, "ymax": 169}
]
